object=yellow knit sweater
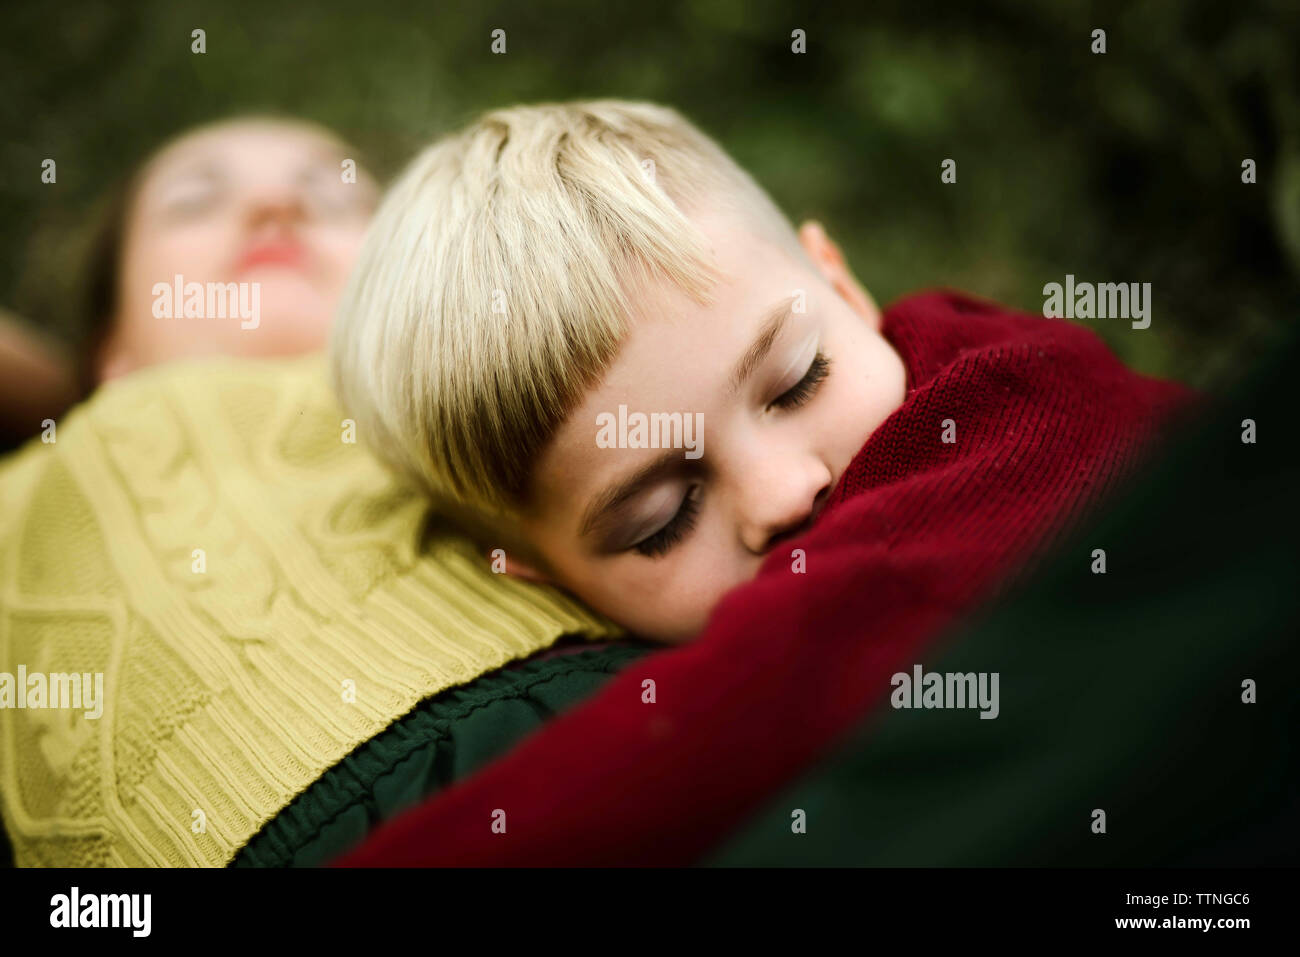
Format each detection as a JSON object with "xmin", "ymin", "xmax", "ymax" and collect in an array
[{"xmin": 0, "ymin": 353, "xmax": 619, "ymax": 866}]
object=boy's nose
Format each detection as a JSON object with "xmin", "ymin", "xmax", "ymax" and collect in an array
[{"xmin": 738, "ymin": 462, "xmax": 833, "ymax": 556}]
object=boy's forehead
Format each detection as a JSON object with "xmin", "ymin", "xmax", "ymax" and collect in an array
[
  {"xmin": 623, "ymin": 210, "xmax": 807, "ymax": 349},
  {"xmin": 615, "ymin": 230, "xmax": 787, "ymax": 381}
]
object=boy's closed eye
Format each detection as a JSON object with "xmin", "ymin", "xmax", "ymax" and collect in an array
[
  {"xmin": 628, "ymin": 349, "xmax": 833, "ymax": 558},
  {"xmin": 768, "ymin": 350, "xmax": 830, "ymax": 412}
]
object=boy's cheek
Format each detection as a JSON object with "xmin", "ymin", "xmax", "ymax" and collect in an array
[
  {"xmin": 835, "ymin": 336, "xmax": 906, "ymax": 443},
  {"xmin": 586, "ymin": 578, "xmax": 709, "ymax": 643},
  {"xmin": 577, "ymin": 557, "xmax": 752, "ymax": 644}
]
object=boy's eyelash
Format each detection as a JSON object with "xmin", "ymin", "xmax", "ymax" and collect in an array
[
  {"xmin": 770, "ymin": 352, "xmax": 831, "ymax": 410},
  {"xmin": 632, "ymin": 487, "xmax": 701, "ymax": 558}
]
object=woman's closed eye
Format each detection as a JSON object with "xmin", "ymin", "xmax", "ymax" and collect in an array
[
  {"xmin": 301, "ymin": 165, "xmax": 371, "ymax": 218},
  {"xmin": 632, "ymin": 485, "xmax": 701, "ymax": 558},
  {"xmin": 156, "ymin": 171, "xmax": 223, "ymax": 219},
  {"xmin": 769, "ymin": 351, "xmax": 831, "ymax": 411}
]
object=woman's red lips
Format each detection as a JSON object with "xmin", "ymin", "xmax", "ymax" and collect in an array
[{"xmin": 235, "ymin": 240, "xmax": 306, "ymax": 273}]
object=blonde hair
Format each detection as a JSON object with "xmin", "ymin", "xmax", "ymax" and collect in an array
[{"xmin": 331, "ymin": 100, "xmax": 801, "ymax": 523}]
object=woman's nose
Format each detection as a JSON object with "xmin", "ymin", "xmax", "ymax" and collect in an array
[
  {"xmin": 241, "ymin": 183, "xmax": 307, "ymax": 230},
  {"xmin": 737, "ymin": 455, "xmax": 833, "ymax": 555}
]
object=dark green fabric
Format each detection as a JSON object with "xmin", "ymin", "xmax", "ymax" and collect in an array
[
  {"xmin": 233, "ymin": 640, "xmax": 656, "ymax": 867},
  {"xmin": 705, "ymin": 329, "xmax": 1299, "ymax": 866}
]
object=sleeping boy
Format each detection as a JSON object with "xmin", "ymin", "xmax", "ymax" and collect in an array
[{"xmin": 331, "ymin": 100, "xmax": 1190, "ymax": 645}]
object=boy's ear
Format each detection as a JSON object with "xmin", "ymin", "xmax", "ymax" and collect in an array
[
  {"xmin": 494, "ymin": 549, "xmax": 555, "ymax": 585},
  {"xmin": 797, "ymin": 221, "xmax": 882, "ymax": 330}
]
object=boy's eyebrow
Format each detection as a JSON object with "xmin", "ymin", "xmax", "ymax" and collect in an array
[
  {"xmin": 729, "ymin": 295, "xmax": 797, "ymax": 394},
  {"xmin": 580, "ymin": 448, "xmax": 685, "ymax": 539}
]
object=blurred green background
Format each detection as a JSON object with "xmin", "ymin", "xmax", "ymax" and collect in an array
[{"xmin": 3, "ymin": 0, "xmax": 1297, "ymax": 387}]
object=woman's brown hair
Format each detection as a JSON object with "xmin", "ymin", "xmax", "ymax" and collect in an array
[{"xmin": 75, "ymin": 170, "xmax": 144, "ymax": 399}]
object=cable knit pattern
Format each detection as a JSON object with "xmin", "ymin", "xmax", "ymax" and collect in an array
[{"xmin": 0, "ymin": 353, "xmax": 619, "ymax": 867}]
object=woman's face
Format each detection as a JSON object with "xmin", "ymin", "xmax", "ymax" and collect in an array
[{"xmin": 100, "ymin": 119, "xmax": 378, "ymax": 380}]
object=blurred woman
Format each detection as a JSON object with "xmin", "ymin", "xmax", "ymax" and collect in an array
[{"xmin": 0, "ymin": 116, "xmax": 379, "ymax": 445}]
